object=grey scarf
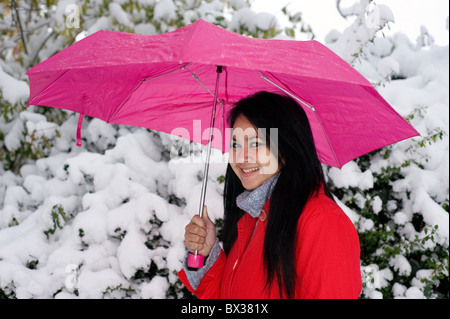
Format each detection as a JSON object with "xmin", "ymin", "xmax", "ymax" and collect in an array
[{"xmin": 236, "ymin": 173, "xmax": 280, "ymax": 218}]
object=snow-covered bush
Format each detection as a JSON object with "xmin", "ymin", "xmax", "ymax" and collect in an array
[
  {"xmin": 1, "ymin": 0, "xmax": 448, "ymax": 299},
  {"xmin": 326, "ymin": 0, "xmax": 449, "ymax": 299}
]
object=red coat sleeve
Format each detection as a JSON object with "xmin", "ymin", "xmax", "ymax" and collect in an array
[
  {"xmin": 177, "ymin": 249, "xmax": 227, "ymax": 299},
  {"xmin": 295, "ymin": 197, "xmax": 362, "ymax": 299}
]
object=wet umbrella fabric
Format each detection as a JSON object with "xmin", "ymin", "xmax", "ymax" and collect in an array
[{"xmin": 26, "ymin": 19, "xmax": 419, "ymax": 169}]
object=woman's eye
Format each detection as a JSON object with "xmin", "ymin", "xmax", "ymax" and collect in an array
[
  {"xmin": 250, "ymin": 141, "xmax": 264, "ymax": 148},
  {"xmin": 231, "ymin": 141, "xmax": 263, "ymax": 148}
]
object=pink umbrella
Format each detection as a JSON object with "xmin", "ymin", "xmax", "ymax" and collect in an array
[{"xmin": 26, "ymin": 19, "xmax": 419, "ymax": 267}]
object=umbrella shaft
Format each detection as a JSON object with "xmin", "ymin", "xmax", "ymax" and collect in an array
[{"xmin": 198, "ymin": 65, "xmax": 223, "ymax": 220}]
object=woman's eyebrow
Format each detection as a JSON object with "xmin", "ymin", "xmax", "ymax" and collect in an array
[{"xmin": 232, "ymin": 135, "xmax": 259, "ymax": 141}]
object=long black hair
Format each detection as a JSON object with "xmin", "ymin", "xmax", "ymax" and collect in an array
[{"xmin": 222, "ymin": 91, "xmax": 333, "ymax": 298}]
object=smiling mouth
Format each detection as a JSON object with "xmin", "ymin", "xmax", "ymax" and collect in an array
[{"xmin": 241, "ymin": 167, "xmax": 261, "ymax": 174}]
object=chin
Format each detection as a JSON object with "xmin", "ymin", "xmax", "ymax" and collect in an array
[
  {"xmin": 239, "ymin": 176, "xmax": 265, "ymax": 191},
  {"xmin": 242, "ymin": 183, "xmax": 258, "ymax": 191}
]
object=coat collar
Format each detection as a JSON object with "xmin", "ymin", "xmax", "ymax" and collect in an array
[{"xmin": 235, "ymin": 173, "xmax": 279, "ymax": 218}]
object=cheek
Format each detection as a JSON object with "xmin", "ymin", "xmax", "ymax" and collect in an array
[
  {"xmin": 228, "ymin": 152, "xmax": 239, "ymax": 173},
  {"xmin": 257, "ymin": 148, "xmax": 280, "ymax": 175},
  {"xmin": 256, "ymin": 147, "xmax": 273, "ymax": 165},
  {"xmin": 228, "ymin": 150, "xmax": 236, "ymax": 165}
]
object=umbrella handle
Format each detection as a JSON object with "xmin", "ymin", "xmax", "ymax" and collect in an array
[
  {"xmin": 187, "ymin": 253, "xmax": 205, "ymax": 269},
  {"xmin": 188, "ymin": 66, "xmax": 223, "ymax": 269}
]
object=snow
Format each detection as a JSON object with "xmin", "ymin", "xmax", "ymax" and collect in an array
[
  {"xmin": 154, "ymin": 0, "xmax": 177, "ymax": 22},
  {"xmin": 252, "ymin": 12, "xmax": 277, "ymax": 31},
  {"xmin": 0, "ymin": 0, "xmax": 448, "ymax": 299},
  {"xmin": 358, "ymin": 218, "xmax": 375, "ymax": 233},
  {"xmin": 405, "ymin": 286, "xmax": 426, "ymax": 299},
  {"xmin": 228, "ymin": 0, "xmax": 246, "ymax": 10},
  {"xmin": 377, "ymin": 57, "xmax": 400, "ymax": 80},
  {"xmin": 134, "ymin": 23, "xmax": 157, "ymax": 35},
  {"xmin": 4, "ymin": 120, "xmax": 24, "ymax": 151},
  {"xmin": 390, "ymin": 254, "xmax": 412, "ymax": 277},
  {"xmin": 109, "ymin": 2, "xmax": 132, "ymax": 27},
  {"xmin": 0, "ymin": 66, "xmax": 29, "ymax": 104},
  {"xmin": 328, "ymin": 161, "xmax": 374, "ymax": 190},
  {"xmin": 371, "ymin": 196, "xmax": 382, "ymax": 215},
  {"xmin": 141, "ymin": 276, "xmax": 170, "ymax": 299},
  {"xmin": 393, "ymin": 212, "xmax": 408, "ymax": 225}
]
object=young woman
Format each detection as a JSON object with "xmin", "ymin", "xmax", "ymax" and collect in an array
[{"xmin": 178, "ymin": 91, "xmax": 362, "ymax": 299}]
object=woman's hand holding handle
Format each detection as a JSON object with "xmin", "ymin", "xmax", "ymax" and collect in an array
[{"xmin": 185, "ymin": 206, "xmax": 216, "ymax": 268}]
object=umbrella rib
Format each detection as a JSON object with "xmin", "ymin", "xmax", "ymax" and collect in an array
[
  {"xmin": 313, "ymin": 109, "xmax": 342, "ymax": 168},
  {"xmin": 107, "ymin": 64, "xmax": 191, "ymax": 123},
  {"xmin": 257, "ymin": 71, "xmax": 314, "ymax": 110},
  {"xmin": 258, "ymin": 71, "xmax": 341, "ymax": 168},
  {"xmin": 189, "ymin": 69, "xmax": 225, "ymax": 108},
  {"xmin": 27, "ymin": 69, "xmax": 70, "ymax": 106},
  {"xmin": 188, "ymin": 66, "xmax": 226, "ymax": 155},
  {"xmin": 141, "ymin": 63, "xmax": 192, "ymax": 83},
  {"xmin": 190, "ymin": 69, "xmax": 225, "ymax": 148},
  {"xmin": 107, "ymin": 79, "xmax": 145, "ymax": 123}
]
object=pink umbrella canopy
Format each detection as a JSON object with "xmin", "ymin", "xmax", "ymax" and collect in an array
[{"xmin": 26, "ymin": 19, "xmax": 419, "ymax": 168}]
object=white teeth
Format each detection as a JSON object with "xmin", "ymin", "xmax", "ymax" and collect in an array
[{"xmin": 242, "ymin": 167, "xmax": 260, "ymax": 173}]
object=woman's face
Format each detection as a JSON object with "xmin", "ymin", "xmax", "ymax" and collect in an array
[{"xmin": 229, "ymin": 115, "xmax": 280, "ymax": 190}]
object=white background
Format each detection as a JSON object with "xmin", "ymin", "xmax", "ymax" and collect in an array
[{"xmin": 251, "ymin": 0, "xmax": 449, "ymax": 45}]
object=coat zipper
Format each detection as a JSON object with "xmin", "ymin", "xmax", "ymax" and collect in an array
[{"xmin": 229, "ymin": 219, "xmax": 259, "ymax": 296}]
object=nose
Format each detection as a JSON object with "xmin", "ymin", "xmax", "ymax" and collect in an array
[{"xmin": 235, "ymin": 145, "xmax": 248, "ymax": 163}]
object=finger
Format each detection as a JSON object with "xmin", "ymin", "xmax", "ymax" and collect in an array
[
  {"xmin": 202, "ymin": 205, "xmax": 209, "ymax": 222},
  {"xmin": 185, "ymin": 232, "xmax": 206, "ymax": 244},
  {"xmin": 202, "ymin": 205, "xmax": 215, "ymax": 229},
  {"xmin": 186, "ymin": 224, "xmax": 207, "ymax": 237},
  {"xmin": 184, "ymin": 240, "xmax": 204, "ymax": 252},
  {"xmin": 191, "ymin": 215, "xmax": 206, "ymax": 229}
]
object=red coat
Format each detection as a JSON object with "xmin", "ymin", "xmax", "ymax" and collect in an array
[{"xmin": 178, "ymin": 189, "xmax": 362, "ymax": 299}]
